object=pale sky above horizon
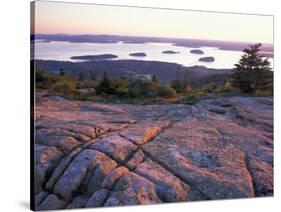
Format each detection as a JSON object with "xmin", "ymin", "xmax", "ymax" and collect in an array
[{"xmin": 33, "ymin": 1, "xmax": 274, "ymax": 44}]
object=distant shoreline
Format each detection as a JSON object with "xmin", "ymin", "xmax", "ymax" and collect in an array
[{"xmin": 32, "ymin": 34, "xmax": 274, "ymax": 56}]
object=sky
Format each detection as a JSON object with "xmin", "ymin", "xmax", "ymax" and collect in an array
[{"xmin": 33, "ymin": 0, "xmax": 274, "ymax": 44}]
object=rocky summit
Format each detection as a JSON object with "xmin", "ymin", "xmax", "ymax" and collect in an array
[{"xmin": 34, "ymin": 94, "xmax": 273, "ymax": 210}]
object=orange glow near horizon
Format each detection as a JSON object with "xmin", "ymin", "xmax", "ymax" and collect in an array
[{"xmin": 34, "ymin": 1, "xmax": 273, "ymax": 44}]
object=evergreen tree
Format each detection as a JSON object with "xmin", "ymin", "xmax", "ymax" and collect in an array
[
  {"xmin": 96, "ymin": 71, "xmax": 114, "ymax": 94},
  {"xmin": 183, "ymin": 67, "xmax": 189, "ymax": 87},
  {"xmin": 152, "ymin": 74, "xmax": 158, "ymax": 84},
  {"xmin": 90, "ymin": 71, "xmax": 99, "ymax": 81},
  {"xmin": 183, "ymin": 67, "xmax": 192, "ymax": 92},
  {"xmin": 59, "ymin": 68, "xmax": 65, "ymax": 77},
  {"xmin": 175, "ymin": 66, "xmax": 180, "ymax": 81},
  {"xmin": 78, "ymin": 72, "xmax": 85, "ymax": 81},
  {"xmin": 232, "ymin": 43, "xmax": 272, "ymax": 94},
  {"xmin": 171, "ymin": 66, "xmax": 186, "ymax": 93}
]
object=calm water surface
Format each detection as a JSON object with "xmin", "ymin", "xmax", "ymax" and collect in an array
[{"xmin": 33, "ymin": 41, "xmax": 273, "ymax": 69}]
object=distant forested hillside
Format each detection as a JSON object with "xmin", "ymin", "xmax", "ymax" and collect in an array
[{"xmin": 33, "ymin": 59, "xmax": 233, "ymax": 87}]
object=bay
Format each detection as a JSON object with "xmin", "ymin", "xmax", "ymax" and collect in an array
[{"xmin": 33, "ymin": 40, "xmax": 273, "ymax": 69}]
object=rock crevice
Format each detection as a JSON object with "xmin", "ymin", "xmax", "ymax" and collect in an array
[{"xmin": 34, "ymin": 95, "xmax": 273, "ymax": 210}]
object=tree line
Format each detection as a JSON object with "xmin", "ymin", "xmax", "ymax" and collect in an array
[{"xmin": 36, "ymin": 43, "xmax": 273, "ymax": 103}]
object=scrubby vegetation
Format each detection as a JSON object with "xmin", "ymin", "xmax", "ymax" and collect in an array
[
  {"xmin": 36, "ymin": 69, "xmax": 77, "ymax": 95},
  {"xmin": 158, "ymin": 85, "xmax": 177, "ymax": 98},
  {"xmin": 35, "ymin": 44, "xmax": 272, "ymax": 104},
  {"xmin": 35, "ymin": 68, "xmax": 229, "ymax": 104}
]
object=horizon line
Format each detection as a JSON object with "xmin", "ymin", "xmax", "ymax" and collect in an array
[{"xmin": 32, "ymin": 33, "xmax": 274, "ymax": 45}]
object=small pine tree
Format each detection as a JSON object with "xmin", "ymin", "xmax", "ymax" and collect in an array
[
  {"xmin": 171, "ymin": 66, "xmax": 188, "ymax": 93},
  {"xmin": 232, "ymin": 43, "xmax": 272, "ymax": 94},
  {"xmin": 176, "ymin": 66, "xmax": 180, "ymax": 80},
  {"xmin": 90, "ymin": 71, "xmax": 99, "ymax": 81},
  {"xmin": 183, "ymin": 67, "xmax": 190, "ymax": 88},
  {"xmin": 152, "ymin": 74, "xmax": 158, "ymax": 84},
  {"xmin": 59, "ymin": 68, "xmax": 65, "ymax": 77},
  {"xmin": 78, "ymin": 72, "xmax": 85, "ymax": 81},
  {"xmin": 96, "ymin": 71, "xmax": 114, "ymax": 94}
]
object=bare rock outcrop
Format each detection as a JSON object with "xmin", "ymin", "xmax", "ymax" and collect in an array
[
  {"xmin": 34, "ymin": 94, "xmax": 273, "ymax": 210},
  {"xmin": 104, "ymin": 172, "xmax": 161, "ymax": 206}
]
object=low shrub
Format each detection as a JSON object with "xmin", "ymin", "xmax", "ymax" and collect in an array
[
  {"xmin": 50, "ymin": 80, "xmax": 76, "ymax": 94},
  {"xmin": 111, "ymin": 77, "xmax": 129, "ymax": 97},
  {"xmin": 158, "ymin": 85, "xmax": 177, "ymax": 98},
  {"xmin": 217, "ymin": 87, "xmax": 242, "ymax": 96},
  {"xmin": 76, "ymin": 80, "xmax": 99, "ymax": 89},
  {"xmin": 36, "ymin": 70, "xmax": 59, "ymax": 89},
  {"xmin": 129, "ymin": 79, "xmax": 159, "ymax": 98}
]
